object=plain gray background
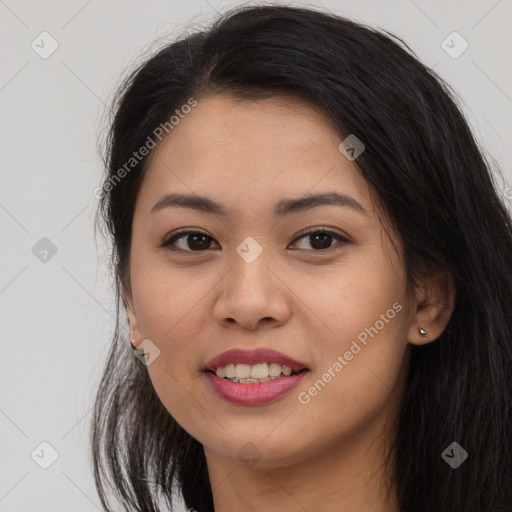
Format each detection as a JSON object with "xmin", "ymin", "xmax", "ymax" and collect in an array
[{"xmin": 1, "ymin": 0, "xmax": 511, "ymax": 510}]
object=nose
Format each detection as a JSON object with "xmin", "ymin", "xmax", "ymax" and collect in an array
[{"xmin": 213, "ymin": 253, "xmax": 292, "ymax": 331}]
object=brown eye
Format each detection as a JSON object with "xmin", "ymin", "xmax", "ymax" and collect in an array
[
  {"xmin": 290, "ymin": 229, "xmax": 348, "ymax": 252},
  {"xmin": 162, "ymin": 228, "xmax": 348, "ymax": 254},
  {"xmin": 162, "ymin": 230, "xmax": 219, "ymax": 252}
]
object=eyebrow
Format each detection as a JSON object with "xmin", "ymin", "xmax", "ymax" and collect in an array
[{"xmin": 150, "ymin": 191, "xmax": 366, "ymax": 217}]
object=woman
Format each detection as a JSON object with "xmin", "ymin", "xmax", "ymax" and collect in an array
[{"xmin": 91, "ymin": 4, "xmax": 512, "ymax": 511}]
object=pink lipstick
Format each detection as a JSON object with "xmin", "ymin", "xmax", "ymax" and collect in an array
[{"xmin": 204, "ymin": 348, "xmax": 309, "ymax": 405}]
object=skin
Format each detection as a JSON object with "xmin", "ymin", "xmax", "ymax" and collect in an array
[{"xmin": 125, "ymin": 94, "xmax": 455, "ymax": 512}]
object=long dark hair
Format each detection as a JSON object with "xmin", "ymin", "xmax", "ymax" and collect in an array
[{"xmin": 91, "ymin": 4, "xmax": 512, "ymax": 511}]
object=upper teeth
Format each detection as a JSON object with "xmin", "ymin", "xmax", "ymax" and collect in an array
[{"xmin": 215, "ymin": 362, "xmax": 294, "ymax": 380}]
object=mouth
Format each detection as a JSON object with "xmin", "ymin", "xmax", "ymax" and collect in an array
[
  {"xmin": 207, "ymin": 362, "xmax": 307, "ymax": 383},
  {"xmin": 204, "ymin": 348, "xmax": 310, "ymax": 404}
]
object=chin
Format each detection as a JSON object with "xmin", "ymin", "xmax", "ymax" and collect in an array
[{"xmin": 202, "ymin": 430, "xmax": 314, "ymax": 469}]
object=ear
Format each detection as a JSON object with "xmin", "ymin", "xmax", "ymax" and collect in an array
[
  {"xmin": 124, "ymin": 284, "xmax": 142, "ymax": 350},
  {"xmin": 407, "ymin": 266, "xmax": 456, "ymax": 346}
]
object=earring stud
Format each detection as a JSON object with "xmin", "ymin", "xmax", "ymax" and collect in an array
[{"xmin": 418, "ymin": 327, "xmax": 427, "ymax": 337}]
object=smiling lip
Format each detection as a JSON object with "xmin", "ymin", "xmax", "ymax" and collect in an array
[
  {"xmin": 204, "ymin": 348, "xmax": 309, "ymax": 405},
  {"xmin": 205, "ymin": 371, "xmax": 308, "ymax": 405},
  {"xmin": 205, "ymin": 348, "xmax": 307, "ymax": 373}
]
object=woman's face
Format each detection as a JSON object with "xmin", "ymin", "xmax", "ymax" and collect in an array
[{"xmin": 126, "ymin": 93, "xmax": 418, "ymax": 470}]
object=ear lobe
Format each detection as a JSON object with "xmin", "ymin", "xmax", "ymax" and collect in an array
[
  {"xmin": 407, "ymin": 268, "xmax": 456, "ymax": 346},
  {"xmin": 124, "ymin": 292, "xmax": 142, "ymax": 349}
]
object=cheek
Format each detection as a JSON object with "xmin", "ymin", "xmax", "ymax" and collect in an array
[
  {"xmin": 131, "ymin": 268, "xmax": 212, "ymax": 435},
  {"xmin": 129, "ymin": 259, "xmax": 216, "ymax": 410},
  {"xmin": 293, "ymin": 285, "xmax": 409, "ymax": 456},
  {"xmin": 297, "ymin": 248, "xmax": 407, "ymax": 344},
  {"xmin": 131, "ymin": 258, "xmax": 212, "ymax": 343},
  {"xmin": 294, "ymin": 251, "xmax": 410, "ymax": 411}
]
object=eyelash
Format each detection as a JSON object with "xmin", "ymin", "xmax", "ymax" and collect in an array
[{"xmin": 161, "ymin": 228, "xmax": 349, "ymax": 254}]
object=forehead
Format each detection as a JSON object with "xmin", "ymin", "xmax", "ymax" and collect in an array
[
  {"xmin": 136, "ymin": 93, "xmax": 372, "ymax": 218},
  {"xmin": 181, "ymin": 92, "xmax": 337, "ymax": 141}
]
